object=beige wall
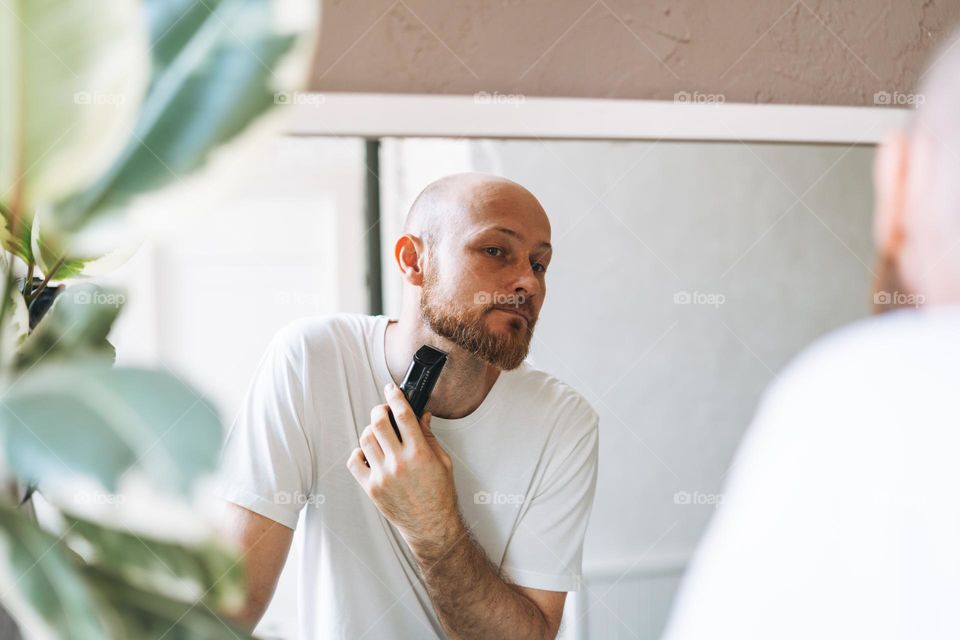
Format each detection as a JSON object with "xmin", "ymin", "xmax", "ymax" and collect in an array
[{"xmin": 309, "ymin": 0, "xmax": 960, "ymax": 106}]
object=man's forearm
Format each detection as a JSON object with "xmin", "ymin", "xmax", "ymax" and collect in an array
[{"xmin": 410, "ymin": 515, "xmax": 553, "ymax": 640}]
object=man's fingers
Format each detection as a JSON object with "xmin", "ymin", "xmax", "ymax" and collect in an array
[
  {"xmin": 384, "ymin": 383, "xmax": 426, "ymax": 446},
  {"xmin": 370, "ymin": 404, "xmax": 402, "ymax": 456},
  {"xmin": 359, "ymin": 426, "xmax": 385, "ymax": 468},
  {"xmin": 346, "ymin": 447, "xmax": 371, "ymax": 479}
]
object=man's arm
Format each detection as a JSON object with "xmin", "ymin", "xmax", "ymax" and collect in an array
[
  {"xmin": 346, "ymin": 381, "xmax": 567, "ymax": 639},
  {"xmin": 414, "ymin": 512, "xmax": 566, "ymax": 639},
  {"xmin": 219, "ymin": 503, "xmax": 294, "ymax": 632}
]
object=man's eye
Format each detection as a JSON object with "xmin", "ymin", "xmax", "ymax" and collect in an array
[
  {"xmin": 533, "ymin": 262, "xmax": 546, "ymax": 273},
  {"xmin": 484, "ymin": 247, "xmax": 503, "ymax": 257}
]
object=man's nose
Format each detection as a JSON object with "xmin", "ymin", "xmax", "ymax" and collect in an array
[{"xmin": 510, "ymin": 264, "xmax": 542, "ymax": 301}]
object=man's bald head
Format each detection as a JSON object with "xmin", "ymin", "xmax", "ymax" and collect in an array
[
  {"xmin": 873, "ymin": 28, "xmax": 960, "ymax": 308},
  {"xmin": 913, "ymin": 31, "xmax": 960, "ymax": 231},
  {"xmin": 403, "ymin": 173, "xmax": 546, "ymax": 251}
]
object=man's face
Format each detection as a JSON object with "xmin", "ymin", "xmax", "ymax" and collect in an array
[{"xmin": 417, "ymin": 186, "xmax": 551, "ymax": 370}]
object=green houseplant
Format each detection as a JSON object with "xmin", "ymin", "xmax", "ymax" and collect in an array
[{"xmin": 0, "ymin": 0, "xmax": 302, "ymax": 636}]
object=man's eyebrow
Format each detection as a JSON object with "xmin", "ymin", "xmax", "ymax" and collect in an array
[{"xmin": 481, "ymin": 226, "xmax": 552, "ymax": 251}]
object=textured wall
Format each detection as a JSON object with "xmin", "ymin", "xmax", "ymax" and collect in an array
[{"xmin": 309, "ymin": 0, "xmax": 960, "ymax": 106}]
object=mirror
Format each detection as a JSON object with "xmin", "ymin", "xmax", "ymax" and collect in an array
[{"xmin": 380, "ymin": 136, "xmax": 875, "ymax": 638}]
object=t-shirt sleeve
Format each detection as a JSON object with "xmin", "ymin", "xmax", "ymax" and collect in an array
[
  {"xmin": 215, "ymin": 325, "xmax": 315, "ymax": 530},
  {"xmin": 500, "ymin": 399, "xmax": 600, "ymax": 592}
]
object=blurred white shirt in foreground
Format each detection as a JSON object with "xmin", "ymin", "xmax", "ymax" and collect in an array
[{"xmin": 664, "ymin": 306, "xmax": 960, "ymax": 640}]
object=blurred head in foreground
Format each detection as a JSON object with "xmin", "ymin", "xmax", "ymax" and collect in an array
[{"xmin": 874, "ymin": 37, "xmax": 960, "ymax": 311}]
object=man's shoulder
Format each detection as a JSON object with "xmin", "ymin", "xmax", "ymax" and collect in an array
[
  {"xmin": 510, "ymin": 361, "xmax": 599, "ymax": 434},
  {"xmin": 760, "ymin": 307, "xmax": 960, "ymax": 423},
  {"xmin": 781, "ymin": 308, "xmax": 960, "ymax": 380}
]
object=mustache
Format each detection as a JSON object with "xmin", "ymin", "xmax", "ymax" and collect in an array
[{"xmin": 488, "ymin": 303, "xmax": 534, "ymax": 319}]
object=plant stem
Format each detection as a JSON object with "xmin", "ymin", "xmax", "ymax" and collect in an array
[{"xmin": 24, "ymin": 255, "xmax": 64, "ymax": 306}]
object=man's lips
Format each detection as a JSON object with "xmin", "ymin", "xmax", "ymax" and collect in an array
[{"xmin": 492, "ymin": 307, "xmax": 531, "ymax": 323}]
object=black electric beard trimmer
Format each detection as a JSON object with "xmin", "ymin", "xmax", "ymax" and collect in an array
[{"xmin": 388, "ymin": 344, "xmax": 448, "ymax": 442}]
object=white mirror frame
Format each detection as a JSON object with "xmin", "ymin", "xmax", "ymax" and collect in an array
[{"xmin": 285, "ymin": 92, "xmax": 910, "ymax": 144}]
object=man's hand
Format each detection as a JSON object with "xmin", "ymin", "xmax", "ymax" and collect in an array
[
  {"xmin": 346, "ymin": 382, "xmax": 462, "ymax": 555},
  {"xmin": 346, "ymin": 381, "xmax": 565, "ymax": 639}
]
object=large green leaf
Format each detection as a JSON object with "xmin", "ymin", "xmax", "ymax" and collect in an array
[
  {"xmin": 0, "ymin": 362, "xmax": 222, "ymax": 494},
  {"xmin": 83, "ymin": 564, "xmax": 252, "ymax": 639},
  {"xmin": 0, "ymin": 504, "xmax": 111, "ymax": 639},
  {"xmin": 64, "ymin": 513, "xmax": 245, "ymax": 614},
  {"xmin": 55, "ymin": 0, "xmax": 297, "ymax": 231},
  {"xmin": 0, "ymin": 0, "xmax": 148, "ymax": 219},
  {"xmin": 13, "ymin": 283, "xmax": 120, "ymax": 371},
  {"xmin": 0, "ymin": 506, "xmax": 248, "ymax": 639}
]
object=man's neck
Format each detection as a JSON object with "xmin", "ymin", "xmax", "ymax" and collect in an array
[{"xmin": 384, "ymin": 315, "xmax": 500, "ymax": 420}]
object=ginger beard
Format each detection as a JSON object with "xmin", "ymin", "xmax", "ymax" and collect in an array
[
  {"xmin": 418, "ymin": 265, "xmax": 536, "ymax": 370},
  {"xmin": 872, "ymin": 250, "xmax": 913, "ymax": 314}
]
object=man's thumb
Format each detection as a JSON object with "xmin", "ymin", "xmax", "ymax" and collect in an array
[
  {"xmin": 420, "ymin": 412, "xmax": 451, "ymax": 468},
  {"xmin": 420, "ymin": 412, "xmax": 441, "ymax": 448},
  {"xmin": 420, "ymin": 411, "xmax": 434, "ymax": 437}
]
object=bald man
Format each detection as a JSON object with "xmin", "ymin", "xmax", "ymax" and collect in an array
[
  {"xmin": 217, "ymin": 173, "xmax": 599, "ymax": 639},
  {"xmin": 663, "ymin": 32, "xmax": 960, "ymax": 640}
]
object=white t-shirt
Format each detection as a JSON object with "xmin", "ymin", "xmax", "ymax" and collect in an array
[
  {"xmin": 664, "ymin": 307, "xmax": 960, "ymax": 640},
  {"xmin": 217, "ymin": 313, "xmax": 600, "ymax": 639}
]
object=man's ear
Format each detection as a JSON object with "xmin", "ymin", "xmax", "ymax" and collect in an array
[
  {"xmin": 873, "ymin": 130, "xmax": 910, "ymax": 257},
  {"xmin": 394, "ymin": 234, "xmax": 425, "ymax": 286}
]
